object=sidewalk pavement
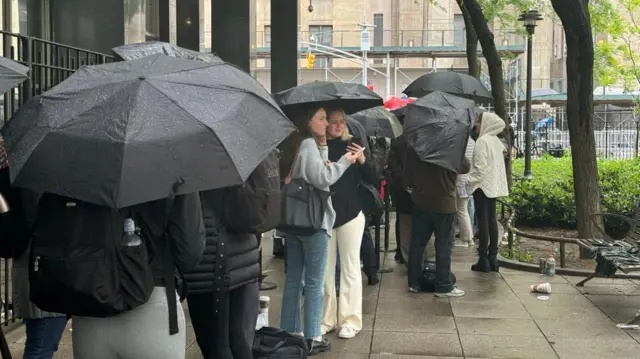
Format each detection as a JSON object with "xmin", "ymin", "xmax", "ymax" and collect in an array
[{"xmin": 6, "ymin": 221, "xmax": 640, "ymax": 358}]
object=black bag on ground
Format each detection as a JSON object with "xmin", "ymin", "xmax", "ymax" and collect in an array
[
  {"xmin": 29, "ymin": 193, "xmax": 156, "ymax": 317},
  {"xmin": 253, "ymin": 327, "xmax": 308, "ymax": 359},
  {"xmin": 417, "ymin": 261, "xmax": 457, "ymax": 292},
  {"xmin": 221, "ymin": 150, "xmax": 281, "ymax": 234}
]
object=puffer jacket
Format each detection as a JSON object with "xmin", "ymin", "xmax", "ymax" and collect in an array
[{"xmin": 183, "ymin": 189, "xmax": 260, "ymax": 295}]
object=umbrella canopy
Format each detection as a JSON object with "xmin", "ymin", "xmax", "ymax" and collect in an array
[
  {"xmin": 2, "ymin": 54, "xmax": 295, "ymax": 208},
  {"xmin": 112, "ymin": 41, "xmax": 223, "ymax": 63},
  {"xmin": 404, "ymin": 91, "xmax": 481, "ymax": 172},
  {"xmin": 403, "ymin": 72, "xmax": 493, "ymax": 103},
  {"xmin": 0, "ymin": 57, "xmax": 29, "ymax": 94},
  {"xmin": 383, "ymin": 96, "xmax": 414, "ymax": 110},
  {"xmin": 274, "ymin": 81, "xmax": 383, "ymax": 115},
  {"xmin": 350, "ymin": 106, "xmax": 403, "ymax": 138}
]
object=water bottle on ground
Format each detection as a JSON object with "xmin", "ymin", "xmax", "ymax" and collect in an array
[
  {"xmin": 122, "ymin": 218, "xmax": 142, "ymax": 247},
  {"xmin": 256, "ymin": 296, "xmax": 270, "ymax": 330},
  {"xmin": 546, "ymin": 254, "xmax": 556, "ymax": 277}
]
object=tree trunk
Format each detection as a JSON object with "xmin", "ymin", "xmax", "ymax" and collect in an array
[
  {"xmin": 550, "ymin": 0, "xmax": 601, "ymax": 253},
  {"xmin": 462, "ymin": 0, "xmax": 512, "ymax": 187},
  {"xmin": 457, "ymin": 0, "xmax": 480, "ymax": 78}
]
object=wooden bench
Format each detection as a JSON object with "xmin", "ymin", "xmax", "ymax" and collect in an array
[{"xmin": 575, "ymin": 202, "xmax": 640, "ymax": 325}]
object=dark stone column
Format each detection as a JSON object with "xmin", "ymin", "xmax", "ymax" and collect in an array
[
  {"xmin": 270, "ymin": 0, "xmax": 298, "ymax": 93},
  {"xmin": 176, "ymin": 0, "xmax": 199, "ymax": 51},
  {"xmin": 158, "ymin": 0, "xmax": 169, "ymax": 42},
  {"xmin": 211, "ymin": 0, "xmax": 250, "ymax": 73}
]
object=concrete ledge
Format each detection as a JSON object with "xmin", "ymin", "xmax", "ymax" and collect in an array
[{"xmin": 498, "ymin": 253, "xmax": 640, "ymax": 279}]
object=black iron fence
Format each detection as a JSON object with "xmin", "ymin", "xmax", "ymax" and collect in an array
[{"xmin": 0, "ymin": 30, "xmax": 114, "ymax": 329}]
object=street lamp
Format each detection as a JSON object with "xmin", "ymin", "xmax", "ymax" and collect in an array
[{"xmin": 518, "ymin": 8, "xmax": 543, "ymax": 178}]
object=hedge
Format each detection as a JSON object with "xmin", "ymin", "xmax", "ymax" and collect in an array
[{"xmin": 509, "ymin": 154, "xmax": 640, "ymax": 229}]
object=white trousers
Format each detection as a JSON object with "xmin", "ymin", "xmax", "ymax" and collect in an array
[
  {"xmin": 322, "ymin": 212, "xmax": 366, "ymax": 331},
  {"xmin": 456, "ymin": 195, "xmax": 474, "ymax": 245}
]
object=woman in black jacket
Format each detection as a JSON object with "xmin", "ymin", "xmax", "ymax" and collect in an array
[
  {"xmin": 183, "ymin": 189, "xmax": 261, "ymax": 359},
  {"xmin": 321, "ymin": 109, "xmax": 378, "ymax": 340},
  {"xmin": 388, "ymin": 134, "xmax": 412, "ymax": 264}
]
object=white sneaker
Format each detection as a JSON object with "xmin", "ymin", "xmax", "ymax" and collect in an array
[
  {"xmin": 320, "ymin": 325, "xmax": 334, "ymax": 335},
  {"xmin": 338, "ymin": 326, "xmax": 359, "ymax": 339},
  {"xmin": 435, "ymin": 287, "xmax": 465, "ymax": 298},
  {"xmin": 453, "ymin": 240, "xmax": 469, "ymax": 248}
]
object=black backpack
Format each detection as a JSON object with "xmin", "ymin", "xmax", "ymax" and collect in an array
[
  {"xmin": 253, "ymin": 327, "xmax": 308, "ymax": 359},
  {"xmin": 221, "ymin": 150, "xmax": 281, "ymax": 234},
  {"xmin": 29, "ymin": 193, "xmax": 182, "ymax": 334},
  {"xmin": 418, "ymin": 261, "xmax": 458, "ymax": 292}
]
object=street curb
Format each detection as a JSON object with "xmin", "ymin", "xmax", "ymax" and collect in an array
[{"xmin": 498, "ymin": 253, "xmax": 640, "ymax": 279}]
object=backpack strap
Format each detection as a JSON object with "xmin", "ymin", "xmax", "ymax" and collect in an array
[{"xmin": 163, "ymin": 179, "xmax": 184, "ymax": 335}]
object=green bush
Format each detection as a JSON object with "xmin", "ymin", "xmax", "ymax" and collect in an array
[{"xmin": 509, "ymin": 154, "xmax": 640, "ymax": 229}]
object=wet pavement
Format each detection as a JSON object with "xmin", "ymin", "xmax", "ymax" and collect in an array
[{"xmin": 6, "ymin": 222, "xmax": 640, "ymax": 359}]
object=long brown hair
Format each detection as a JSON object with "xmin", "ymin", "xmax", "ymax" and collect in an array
[{"xmin": 277, "ymin": 107, "xmax": 324, "ymax": 178}]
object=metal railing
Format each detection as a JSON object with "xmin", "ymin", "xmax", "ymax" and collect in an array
[
  {"xmin": 252, "ymin": 29, "xmax": 525, "ymax": 49},
  {"xmin": 0, "ymin": 31, "xmax": 114, "ymax": 328}
]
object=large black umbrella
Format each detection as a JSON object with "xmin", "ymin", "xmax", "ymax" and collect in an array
[
  {"xmin": 0, "ymin": 57, "xmax": 29, "ymax": 94},
  {"xmin": 350, "ymin": 106, "xmax": 403, "ymax": 138},
  {"xmin": 404, "ymin": 91, "xmax": 481, "ymax": 172},
  {"xmin": 403, "ymin": 71, "xmax": 493, "ymax": 103},
  {"xmin": 112, "ymin": 41, "xmax": 223, "ymax": 63},
  {"xmin": 274, "ymin": 81, "xmax": 383, "ymax": 115},
  {"xmin": 2, "ymin": 54, "xmax": 295, "ymax": 208}
]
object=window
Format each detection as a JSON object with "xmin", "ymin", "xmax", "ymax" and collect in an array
[
  {"xmin": 558, "ymin": 79, "xmax": 564, "ymax": 93},
  {"xmin": 264, "ymin": 25, "xmax": 271, "ymax": 68},
  {"xmin": 454, "ymin": 14, "xmax": 465, "ymax": 47},
  {"xmin": 309, "ymin": 25, "xmax": 333, "ymax": 68},
  {"xmin": 373, "ymin": 13, "xmax": 383, "ymax": 64},
  {"xmin": 145, "ymin": 0, "xmax": 160, "ymax": 41}
]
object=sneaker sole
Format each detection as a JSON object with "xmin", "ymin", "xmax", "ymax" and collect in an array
[
  {"xmin": 435, "ymin": 292, "xmax": 465, "ymax": 298},
  {"xmin": 338, "ymin": 330, "xmax": 359, "ymax": 339}
]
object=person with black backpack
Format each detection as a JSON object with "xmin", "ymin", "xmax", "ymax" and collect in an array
[
  {"xmin": 27, "ymin": 191, "xmax": 205, "ymax": 359},
  {"xmin": 184, "ymin": 150, "xmax": 281, "ymax": 359}
]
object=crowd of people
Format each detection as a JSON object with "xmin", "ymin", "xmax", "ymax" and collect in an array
[{"xmin": 0, "ymin": 97, "xmax": 508, "ymax": 359}]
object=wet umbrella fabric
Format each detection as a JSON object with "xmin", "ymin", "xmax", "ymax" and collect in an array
[
  {"xmin": 2, "ymin": 54, "xmax": 295, "ymax": 208},
  {"xmin": 404, "ymin": 91, "xmax": 481, "ymax": 172},
  {"xmin": 0, "ymin": 57, "xmax": 29, "ymax": 94},
  {"xmin": 403, "ymin": 72, "xmax": 493, "ymax": 103},
  {"xmin": 274, "ymin": 81, "xmax": 383, "ymax": 115},
  {"xmin": 112, "ymin": 41, "xmax": 223, "ymax": 63},
  {"xmin": 350, "ymin": 106, "xmax": 403, "ymax": 138}
]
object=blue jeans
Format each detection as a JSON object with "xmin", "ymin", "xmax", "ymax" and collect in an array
[
  {"xmin": 280, "ymin": 231, "xmax": 329, "ymax": 338},
  {"xmin": 24, "ymin": 317, "xmax": 68, "ymax": 359},
  {"xmin": 407, "ymin": 209, "xmax": 455, "ymax": 293},
  {"xmin": 468, "ymin": 197, "xmax": 475, "ymax": 226}
]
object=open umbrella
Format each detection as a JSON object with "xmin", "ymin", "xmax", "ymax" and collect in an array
[
  {"xmin": 350, "ymin": 106, "xmax": 403, "ymax": 138},
  {"xmin": 274, "ymin": 81, "xmax": 383, "ymax": 115},
  {"xmin": 112, "ymin": 41, "xmax": 223, "ymax": 63},
  {"xmin": 0, "ymin": 57, "xmax": 29, "ymax": 94},
  {"xmin": 404, "ymin": 91, "xmax": 481, "ymax": 172},
  {"xmin": 2, "ymin": 54, "xmax": 295, "ymax": 208},
  {"xmin": 403, "ymin": 72, "xmax": 493, "ymax": 103}
]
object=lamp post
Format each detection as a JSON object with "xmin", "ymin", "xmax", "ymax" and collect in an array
[{"xmin": 518, "ymin": 9, "xmax": 543, "ymax": 178}]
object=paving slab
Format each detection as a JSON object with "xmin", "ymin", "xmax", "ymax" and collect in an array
[
  {"xmin": 371, "ymin": 332, "xmax": 463, "ymax": 357},
  {"xmin": 460, "ymin": 334, "xmax": 557, "ymax": 359}
]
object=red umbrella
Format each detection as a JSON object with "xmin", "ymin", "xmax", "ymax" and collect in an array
[{"xmin": 383, "ymin": 96, "xmax": 415, "ymax": 110}]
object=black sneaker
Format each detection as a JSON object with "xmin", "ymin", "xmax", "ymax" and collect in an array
[{"xmin": 307, "ymin": 337, "xmax": 331, "ymax": 356}]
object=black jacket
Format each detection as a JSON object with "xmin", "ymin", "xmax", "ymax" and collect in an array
[
  {"xmin": 388, "ymin": 135, "xmax": 412, "ymax": 214},
  {"xmin": 327, "ymin": 138, "xmax": 378, "ymax": 228},
  {"xmin": 183, "ymin": 189, "xmax": 260, "ymax": 295}
]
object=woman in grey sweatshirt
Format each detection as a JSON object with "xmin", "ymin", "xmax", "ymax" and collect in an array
[{"xmin": 280, "ymin": 107, "xmax": 359, "ymax": 356}]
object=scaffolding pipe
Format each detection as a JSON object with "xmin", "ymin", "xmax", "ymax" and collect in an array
[{"xmin": 386, "ymin": 52, "xmax": 391, "ymax": 99}]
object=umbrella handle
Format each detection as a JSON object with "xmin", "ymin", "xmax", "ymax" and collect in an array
[{"xmin": 169, "ymin": 177, "xmax": 185, "ymax": 200}]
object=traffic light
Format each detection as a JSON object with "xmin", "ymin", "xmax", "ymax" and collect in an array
[{"xmin": 306, "ymin": 53, "xmax": 316, "ymax": 69}]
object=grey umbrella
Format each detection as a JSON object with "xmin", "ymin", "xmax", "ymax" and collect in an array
[
  {"xmin": 2, "ymin": 54, "xmax": 295, "ymax": 208},
  {"xmin": 404, "ymin": 91, "xmax": 482, "ymax": 172},
  {"xmin": 274, "ymin": 81, "xmax": 383, "ymax": 115},
  {"xmin": 350, "ymin": 106, "xmax": 403, "ymax": 138},
  {"xmin": 403, "ymin": 71, "xmax": 493, "ymax": 103},
  {"xmin": 112, "ymin": 41, "xmax": 223, "ymax": 63},
  {"xmin": 0, "ymin": 57, "xmax": 29, "ymax": 94}
]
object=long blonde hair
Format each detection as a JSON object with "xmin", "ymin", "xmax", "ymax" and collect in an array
[{"xmin": 327, "ymin": 109, "xmax": 352, "ymax": 141}]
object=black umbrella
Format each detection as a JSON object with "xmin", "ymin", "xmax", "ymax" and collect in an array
[
  {"xmin": 2, "ymin": 54, "xmax": 295, "ymax": 208},
  {"xmin": 274, "ymin": 81, "xmax": 383, "ymax": 115},
  {"xmin": 112, "ymin": 41, "xmax": 223, "ymax": 63},
  {"xmin": 404, "ymin": 91, "xmax": 481, "ymax": 172},
  {"xmin": 350, "ymin": 106, "xmax": 403, "ymax": 138},
  {"xmin": 0, "ymin": 57, "xmax": 29, "ymax": 94},
  {"xmin": 403, "ymin": 71, "xmax": 493, "ymax": 103}
]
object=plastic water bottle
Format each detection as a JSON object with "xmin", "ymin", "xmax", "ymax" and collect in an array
[
  {"xmin": 546, "ymin": 254, "xmax": 556, "ymax": 277},
  {"xmin": 122, "ymin": 218, "xmax": 142, "ymax": 247},
  {"xmin": 255, "ymin": 296, "xmax": 270, "ymax": 330}
]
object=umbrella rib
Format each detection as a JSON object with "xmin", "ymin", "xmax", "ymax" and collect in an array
[{"xmin": 142, "ymin": 80, "xmax": 244, "ymax": 183}]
